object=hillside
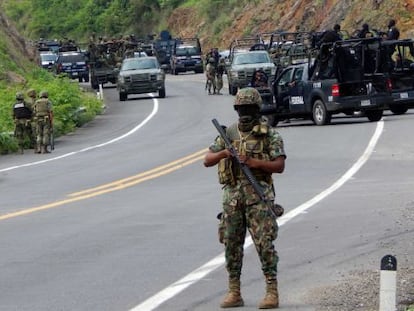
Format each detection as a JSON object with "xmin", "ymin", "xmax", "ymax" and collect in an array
[
  {"xmin": 167, "ymin": 0, "xmax": 414, "ymax": 50},
  {"xmin": 0, "ymin": 11, "xmax": 36, "ymax": 83}
]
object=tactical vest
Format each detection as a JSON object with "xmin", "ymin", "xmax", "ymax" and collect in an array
[
  {"xmin": 34, "ymin": 98, "xmax": 50, "ymax": 117},
  {"xmin": 218, "ymin": 122, "xmax": 272, "ymax": 185},
  {"xmin": 13, "ymin": 101, "xmax": 32, "ymax": 119}
]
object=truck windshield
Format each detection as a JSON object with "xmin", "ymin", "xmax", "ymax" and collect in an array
[
  {"xmin": 234, "ymin": 52, "xmax": 271, "ymax": 65},
  {"xmin": 176, "ymin": 47, "xmax": 198, "ymax": 56}
]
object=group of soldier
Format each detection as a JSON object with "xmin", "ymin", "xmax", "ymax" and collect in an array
[
  {"xmin": 87, "ymin": 34, "xmax": 153, "ymax": 67},
  {"xmin": 12, "ymin": 89, "xmax": 53, "ymax": 154}
]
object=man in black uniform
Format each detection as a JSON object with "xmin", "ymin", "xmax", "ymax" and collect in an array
[
  {"xmin": 12, "ymin": 92, "xmax": 33, "ymax": 154},
  {"xmin": 387, "ymin": 19, "xmax": 400, "ymax": 40}
]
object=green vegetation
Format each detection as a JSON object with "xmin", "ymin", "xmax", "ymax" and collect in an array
[
  {"xmin": 0, "ymin": 69, "xmax": 103, "ymax": 153},
  {"xmin": 3, "ymin": 0, "xmax": 259, "ymax": 42},
  {"xmin": 0, "ymin": 2, "xmax": 103, "ymax": 154},
  {"xmin": 3, "ymin": 0, "xmax": 188, "ymax": 41}
]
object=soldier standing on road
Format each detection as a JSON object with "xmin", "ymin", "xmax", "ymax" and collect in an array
[
  {"xmin": 33, "ymin": 90, "xmax": 53, "ymax": 154},
  {"xmin": 204, "ymin": 87, "xmax": 286, "ymax": 309},
  {"xmin": 12, "ymin": 92, "xmax": 33, "ymax": 154},
  {"xmin": 215, "ymin": 58, "xmax": 226, "ymax": 95}
]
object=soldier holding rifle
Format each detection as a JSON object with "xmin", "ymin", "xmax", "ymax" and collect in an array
[
  {"xmin": 204, "ymin": 87, "xmax": 286, "ymax": 309},
  {"xmin": 33, "ymin": 90, "xmax": 53, "ymax": 154}
]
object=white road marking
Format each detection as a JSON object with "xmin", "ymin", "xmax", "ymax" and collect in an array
[
  {"xmin": 129, "ymin": 120, "xmax": 385, "ymax": 311},
  {"xmin": 0, "ymin": 96, "xmax": 159, "ymax": 173}
]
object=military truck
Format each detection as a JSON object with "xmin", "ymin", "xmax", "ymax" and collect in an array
[
  {"xmin": 225, "ymin": 37, "xmax": 276, "ymax": 95},
  {"xmin": 170, "ymin": 37, "xmax": 203, "ymax": 74},
  {"xmin": 87, "ymin": 40, "xmax": 121, "ymax": 89},
  {"xmin": 263, "ymin": 37, "xmax": 393, "ymax": 125}
]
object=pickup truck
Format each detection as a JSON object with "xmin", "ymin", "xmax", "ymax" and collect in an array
[
  {"xmin": 225, "ymin": 37, "xmax": 276, "ymax": 95},
  {"xmin": 264, "ymin": 38, "xmax": 393, "ymax": 125}
]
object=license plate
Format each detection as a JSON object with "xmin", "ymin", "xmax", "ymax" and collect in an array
[
  {"xmin": 400, "ymin": 92, "xmax": 408, "ymax": 99},
  {"xmin": 72, "ymin": 72, "xmax": 78, "ymax": 76},
  {"xmin": 361, "ymin": 99, "xmax": 371, "ymax": 106}
]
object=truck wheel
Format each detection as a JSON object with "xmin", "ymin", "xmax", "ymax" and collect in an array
[
  {"xmin": 84, "ymin": 75, "xmax": 90, "ymax": 83},
  {"xmin": 389, "ymin": 104, "xmax": 408, "ymax": 115},
  {"xmin": 365, "ymin": 109, "xmax": 383, "ymax": 122},
  {"xmin": 119, "ymin": 92, "xmax": 127, "ymax": 101},
  {"xmin": 159, "ymin": 88, "xmax": 166, "ymax": 98},
  {"xmin": 312, "ymin": 99, "xmax": 331, "ymax": 125}
]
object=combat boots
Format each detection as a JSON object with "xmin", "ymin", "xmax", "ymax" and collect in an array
[
  {"xmin": 258, "ymin": 276, "xmax": 279, "ymax": 309},
  {"xmin": 40, "ymin": 145, "xmax": 50, "ymax": 154},
  {"xmin": 220, "ymin": 277, "xmax": 244, "ymax": 308}
]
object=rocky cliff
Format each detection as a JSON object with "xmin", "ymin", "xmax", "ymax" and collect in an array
[{"xmin": 167, "ymin": 0, "xmax": 414, "ymax": 50}]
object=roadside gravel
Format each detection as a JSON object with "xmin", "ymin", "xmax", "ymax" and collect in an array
[{"xmin": 305, "ymin": 199, "xmax": 414, "ymax": 311}]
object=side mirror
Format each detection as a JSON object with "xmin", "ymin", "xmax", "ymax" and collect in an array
[{"xmin": 160, "ymin": 64, "xmax": 169, "ymax": 71}]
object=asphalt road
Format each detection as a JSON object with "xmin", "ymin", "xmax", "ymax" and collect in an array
[{"xmin": 0, "ymin": 73, "xmax": 413, "ymax": 311}]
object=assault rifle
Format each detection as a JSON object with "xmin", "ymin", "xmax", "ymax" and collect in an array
[
  {"xmin": 212, "ymin": 118, "xmax": 283, "ymax": 218},
  {"xmin": 50, "ymin": 116, "xmax": 54, "ymax": 151},
  {"xmin": 50, "ymin": 128, "xmax": 55, "ymax": 151}
]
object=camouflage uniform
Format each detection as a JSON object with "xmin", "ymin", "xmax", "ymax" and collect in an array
[
  {"xmin": 205, "ymin": 57, "xmax": 217, "ymax": 94},
  {"xmin": 205, "ymin": 87, "xmax": 286, "ymax": 309},
  {"xmin": 12, "ymin": 92, "xmax": 33, "ymax": 154},
  {"xmin": 209, "ymin": 122, "xmax": 285, "ymax": 280},
  {"xmin": 216, "ymin": 58, "xmax": 226, "ymax": 94},
  {"xmin": 33, "ymin": 91, "xmax": 53, "ymax": 153}
]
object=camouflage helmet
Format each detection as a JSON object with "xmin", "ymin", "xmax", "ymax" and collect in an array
[
  {"xmin": 39, "ymin": 90, "xmax": 48, "ymax": 98},
  {"xmin": 27, "ymin": 88, "xmax": 36, "ymax": 98},
  {"xmin": 16, "ymin": 92, "xmax": 24, "ymax": 100},
  {"xmin": 234, "ymin": 87, "xmax": 262, "ymax": 108}
]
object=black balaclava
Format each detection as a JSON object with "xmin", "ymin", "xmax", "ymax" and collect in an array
[{"xmin": 235, "ymin": 105, "xmax": 260, "ymax": 132}]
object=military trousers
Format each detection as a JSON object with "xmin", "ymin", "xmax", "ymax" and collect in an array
[
  {"xmin": 34, "ymin": 117, "xmax": 51, "ymax": 146},
  {"xmin": 221, "ymin": 181, "xmax": 279, "ymax": 279},
  {"xmin": 14, "ymin": 119, "xmax": 32, "ymax": 147}
]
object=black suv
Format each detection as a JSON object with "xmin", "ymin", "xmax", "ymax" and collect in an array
[{"xmin": 54, "ymin": 52, "xmax": 89, "ymax": 82}]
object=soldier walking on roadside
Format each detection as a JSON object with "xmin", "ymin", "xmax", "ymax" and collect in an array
[
  {"xmin": 12, "ymin": 92, "xmax": 33, "ymax": 154},
  {"xmin": 33, "ymin": 90, "xmax": 53, "ymax": 154},
  {"xmin": 204, "ymin": 87, "xmax": 286, "ymax": 309}
]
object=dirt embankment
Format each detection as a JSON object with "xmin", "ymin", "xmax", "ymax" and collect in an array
[{"xmin": 167, "ymin": 0, "xmax": 414, "ymax": 51}]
